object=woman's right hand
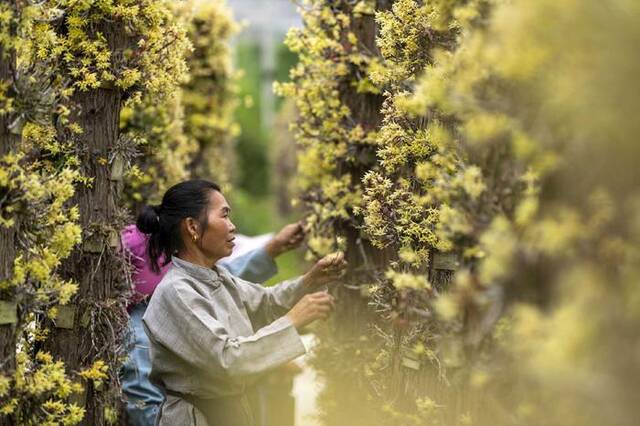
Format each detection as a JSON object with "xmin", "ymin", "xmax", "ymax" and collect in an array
[
  {"xmin": 286, "ymin": 291, "xmax": 336, "ymax": 329},
  {"xmin": 301, "ymin": 251, "xmax": 347, "ymax": 292}
]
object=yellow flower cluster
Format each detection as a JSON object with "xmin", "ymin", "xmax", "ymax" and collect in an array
[
  {"xmin": 182, "ymin": 0, "xmax": 240, "ymax": 189},
  {"xmin": 78, "ymin": 360, "xmax": 109, "ymax": 385},
  {"xmin": 121, "ymin": 88, "xmax": 197, "ymax": 205},
  {"xmin": 122, "ymin": 0, "xmax": 237, "ymax": 207},
  {"xmin": 2, "ymin": 351, "xmax": 85, "ymax": 423},
  {"xmin": 275, "ymin": 0, "xmax": 383, "ymax": 253},
  {"xmin": 44, "ymin": 0, "xmax": 191, "ymax": 100},
  {"xmin": 289, "ymin": 0, "xmax": 640, "ymax": 424},
  {"xmin": 1, "ymin": 0, "xmax": 202, "ymax": 423}
]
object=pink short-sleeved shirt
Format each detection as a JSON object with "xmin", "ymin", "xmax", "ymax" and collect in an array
[{"xmin": 121, "ymin": 224, "xmax": 170, "ymax": 304}]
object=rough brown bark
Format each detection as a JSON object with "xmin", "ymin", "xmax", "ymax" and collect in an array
[
  {"xmin": 324, "ymin": 2, "xmax": 462, "ymax": 422},
  {"xmin": 331, "ymin": 0, "xmax": 388, "ymax": 336},
  {"xmin": 0, "ymin": 11, "xmax": 18, "ymax": 426},
  {"xmin": 44, "ymin": 22, "xmax": 129, "ymax": 425},
  {"xmin": 317, "ymin": 3, "xmax": 392, "ymax": 424}
]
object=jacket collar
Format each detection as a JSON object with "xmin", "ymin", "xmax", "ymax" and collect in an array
[{"xmin": 171, "ymin": 256, "xmax": 223, "ymax": 287}]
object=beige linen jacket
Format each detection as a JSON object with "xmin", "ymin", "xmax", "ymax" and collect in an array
[{"xmin": 143, "ymin": 256, "xmax": 308, "ymax": 425}]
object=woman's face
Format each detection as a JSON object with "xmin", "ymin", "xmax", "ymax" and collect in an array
[{"xmin": 198, "ymin": 190, "xmax": 236, "ymax": 261}]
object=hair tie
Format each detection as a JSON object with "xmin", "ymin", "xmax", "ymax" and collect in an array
[{"xmin": 152, "ymin": 204, "xmax": 162, "ymax": 224}]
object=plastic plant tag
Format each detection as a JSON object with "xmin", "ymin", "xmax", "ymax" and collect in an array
[
  {"xmin": 110, "ymin": 153, "xmax": 125, "ymax": 181},
  {"xmin": 109, "ymin": 229, "xmax": 121, "ymax": 249},
  {"xmin": 0, "ymin": 300, "xmax": 17, "ymax": 325},
  {"xmin": 83, "ymin": 235, "xmax": 103, "ymax": 253},
  {"xmin": 401, "ymin": 349, "xmax": 421, "ymax": 370},
  {"xmin": 402, "ymin": 356, "xmax": 420, "ymax": 370},
  {"xmin": 54, "ymin": 305, "xmax": 76, "ymax": 329},
  {"xmin": 360, "ymin": 284, "xmax": 370, "ymax": 298},
  {"xmin": 433, "ymin": 252, "xmax": 458, "ymax": 271}
]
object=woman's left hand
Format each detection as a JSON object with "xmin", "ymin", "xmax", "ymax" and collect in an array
[
  {"xmin": 265, "ymin": 221, "xmax": 307, "ymax": 258},
  {"xmin": 302, "ymin": 251, "xmax": 347, "ymax": 291}
]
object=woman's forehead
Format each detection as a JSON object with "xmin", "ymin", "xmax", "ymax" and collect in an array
[{"xmin": 208, "ymin": 190, "xmax": 230, "ymax": 211}]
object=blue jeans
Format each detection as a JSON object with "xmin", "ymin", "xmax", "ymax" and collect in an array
[{"xmin": 121, "ymin": 303, "xmax": 164, "ymax": 426}]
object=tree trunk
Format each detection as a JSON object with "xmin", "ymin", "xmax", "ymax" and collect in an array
[
  {"xmin": 0, "ymin": 10, "xmax": 18, "ymax": 426},
  {"xmin": 318, "ymin": 3, "xmax": 391, "ymax": 424},
  {"xmin": 44, "ymin": 23, "xmax": 129, "ymax": 425},
  {"xmin": 331, "ymin": 0, "xmax": 388, "ymax": 336}
]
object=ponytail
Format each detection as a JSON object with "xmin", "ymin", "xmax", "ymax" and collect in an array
[{"xmin": 136, "ymin": 179, "xmax": 221, "ymax": 272}]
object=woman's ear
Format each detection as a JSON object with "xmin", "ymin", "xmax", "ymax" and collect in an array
[{"xmin": 184, "ymin": 217, "xmax": 200, "ymax": 243}]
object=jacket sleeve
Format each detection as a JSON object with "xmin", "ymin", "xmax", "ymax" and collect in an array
[
  {"xmin": 222, "ymin": 270, "xmax": 311, "ymax": 329},
  {"xmin": 142, "ymin": 281, "xmax": 306, "ymax": 382}
]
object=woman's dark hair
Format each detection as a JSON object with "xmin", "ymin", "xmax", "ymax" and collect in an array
[{"xmin": 137, "ymin": 179, "xmax": 221, "ymax": 273}]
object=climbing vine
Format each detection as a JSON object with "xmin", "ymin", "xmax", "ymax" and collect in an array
[
  {"xmin": 1, "ymin": 1, "xmax": 84, "ymax": 422},
  {"xmin": 275, "ymin": 0, "xmax": 383, "ymax": 259},
  {"xmin": 121, "ymin": 0, "xmax": 238, "ymax": 208},
  {"xmin": 283, "ymin": 0, "xmax": 640, "ymax": 424},
  {"xmin": 3, "ymin": 0, "xmax": 638, "ymax": 423},
  {"xmin": 182, "ymin": 0, "xmax": 239, "ymax": 189},
  {"xmin": 1, "ymin": 0, "xmax": 192, "ymax": 423}
]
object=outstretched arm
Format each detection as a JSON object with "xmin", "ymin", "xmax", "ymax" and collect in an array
[
  {"xmin": 220, "ymin": 221, "xmax": 307, "ymax": 283},
  {"xmin": 228, "ymin": 252, "xmax": 346, "ymax": 328}
]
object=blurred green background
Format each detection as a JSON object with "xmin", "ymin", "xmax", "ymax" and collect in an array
[{"xmin": 229, "ymin": 36, "xmax": 302, "ymax": 286}]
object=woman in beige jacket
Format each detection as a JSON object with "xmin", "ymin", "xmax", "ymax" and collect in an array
[{"xmin": 139, "ymin": 179, "xmax": 345, "ymax": 426}]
